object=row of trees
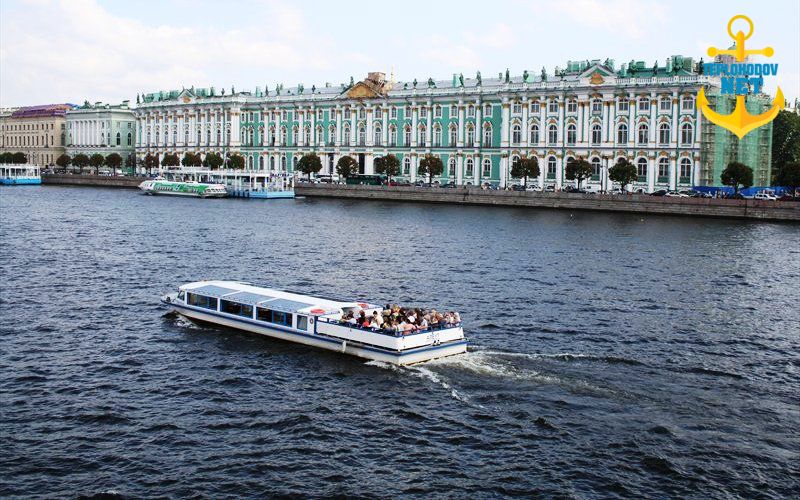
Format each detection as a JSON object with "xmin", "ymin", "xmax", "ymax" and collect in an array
[
  {"xmin": 54, "ymin": 153, "xmax": 133, "ymax": 174},
  {"xmin": 295, "ymin": 153, "xmax": 448, "ymax": 186},
  {"xmin": 0, "ymin": 152, "xmax": 28, "ymax": 164}
]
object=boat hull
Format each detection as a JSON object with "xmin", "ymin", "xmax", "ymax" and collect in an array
[
  {"xmin": 0, "ymin": 177, "xmax": 41, "ymax": 185},
  {"xmin": 165, "ymin": 299, "xmax": 467, "ymax": 365}
]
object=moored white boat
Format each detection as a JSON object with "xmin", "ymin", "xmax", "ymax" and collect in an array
[
  {"xmin": 0, "ymin": 165, "xmax": 41, "ymax": 185},
  {"xmin": 139, "ymin": 179, "xmax": 227, "ymax": 197},
  {"xmin": 162, "ymin": 281, "xmax": 468, "ymax": 365}
]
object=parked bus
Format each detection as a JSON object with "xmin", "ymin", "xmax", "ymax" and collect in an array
[{"xmin": 345, "ymin": 174, "xmax": 385, "ymax": 186}]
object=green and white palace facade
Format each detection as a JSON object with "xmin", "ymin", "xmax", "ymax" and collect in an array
[{"xmin": 133, "ymin": 56, "xmax": 772, "ymax": 190}]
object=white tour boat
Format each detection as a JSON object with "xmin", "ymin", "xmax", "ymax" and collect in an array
[
  {"xmin": 139, "ymin": 179, "xmax": 227, "ymax": 198},
  {"xmin": 0, "ymin": 165, "xmax": 41, "ymax": 185},
  {"xmin": 162, "ymin": 281, "xmax": 468, "ymax": 365}
]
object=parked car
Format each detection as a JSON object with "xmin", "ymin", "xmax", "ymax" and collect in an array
[
  {"xmin": 511, "ymin": 184, "xmax": 526, "ymax": 191},
  {"xmin": 665, "ymin": 191, "xmax": 688, "ymax": 198},
  {"xmin": 544, "ymin": 185, "xmax": 556, "ymax": 192},
  {"xmin": 442, "ymin": 182, "xmax": 458, "ymax": 189},
  {"xmin": 754, "ymin": 192, "xmax": 777, "ymax": 201},
  {"xmin": 651, "ymin": 189, "xmax": 669, "ymax": 196}
]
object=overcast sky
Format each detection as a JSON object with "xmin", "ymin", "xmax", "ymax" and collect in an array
[{"xmin": 1, "ymin": 0, "xmax": 798, "ymax": 107}]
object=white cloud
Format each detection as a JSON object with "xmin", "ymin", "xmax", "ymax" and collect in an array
[{"xmin": 531, "ymin": 0, "xmax": 670, "ymax": 39}]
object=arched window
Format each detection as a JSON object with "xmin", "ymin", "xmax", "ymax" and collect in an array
[
  {"xmin": 418, "ymin": 124, "xmax": 426, "ymax": 147},
  {"xmin": 617, "ymin": 123, "xmax": 628, "ymax": 144},
  {"xmin": 100, "ymin": 132, "xmax": 105, "ymax": 145},
  {"xmin": 591, "ymin": 157, "xmax": 602, "ymax": 178},
  {"xmin": 403, "ymin": 156, "xmax": 411, "ymax": 174},
  {"xmin": 482, "ymin": 158, "xmax": 491, "ymax": 177},
  {"xmin": 449, "ymin": 124, "xmax": 457, "ymax": 146},
  {"xmin": 466, "ymin": 124, "xmax": 475, "ymax": 145},
  {"xmin": 270, "ymin": 156, "xmax": 275, "ymax": 170},
  {"xmin": 281, "ymin": 155, "xmax": 287, "ymax": 171},
  {"xmin": 247, "ymin": 156, "xmax": 253, "ymax": 169},
  {"xmin": 484, "ymin": 103, "xmax": 492, "ymax": 116},
  {"xmin": 566, "ymin": 124, "xmax": 576, "ymax": 145},
  {"xmin": 404, "ymin": 125, "xmax": 411, "ymax": 147},
  {"xmin": 591, "ymin": 124, "xmax": 602, "ymax": 145},
  {"xmin": 511, "ymin": 123, "xmax": 522, "ymax": 145},
  {"xmin": 342, "ymin": 125, "xmax": 350, "ymax": 146},
  {"xmin": 529, "ymin": 124, "xmax": 539, "ymax": 144},
  {"xmin": 304, "ymin": 126, "xmax": 311, "ymax": 145},
  {"xmin": 328, "ymin": 125, "xmax": 336, "ymax": 146},
  {"xmin": 292, "ymin": 125, "xmax": 299, "ymax": 145},
  {"xmin": 511, "ymin": 155, "xmax": 520, "ymax": 171},
  {"xmin": 259, "ymin": 156, "xmax": 264, "ymax": 170},
  {"xmin": 389, "ymin": 125, "xmax": 397, "ymax": 146},
  {"xmin": 547, "ymin": 156, "xmax": 557, "ymax": 177},
  {"xmin": 357, "ymin": 126, "xmax": 366, "ymax": 146},
  {"xmin": 433, "ymin": 125, "xmax": 442, "ymax": 147},
  {"xmin": 658, "ymin": 123, "xmax": 670, "ymax": 145},
  {"xmin": 448, "ymin": 157, "xmax": 455, "ymax": 176},
  {"xmin": 680, "ymin": 123, "xmax": 693, "ymax": 145},
  {"xmin": 315, "ymin": 125, "xmax": 323, "ymax": 145},
  {"xmin": 280, "ymin": 126, "xmax": 287, "ymax": 145},
  {"xmin": 547, "ymin": 124, "xmax": 558, "ymax": 145},
  {"xmin": 658, "ymin": 157, "xmax": 669, "ymax": 180},
  {"xmin": 680, "ymin": 158, "xmax": 692, "ymax": 181},
  {"xmin": 636, "ymin": 158, "xmax": 648, "ymax": 180},
  {"xmin": 465, "ymin": 158, "xmax": 474, "ymax": 177},
  {"xmin": 250, "ymin": 128, "xmax": 255, "ymax": 146},
  {"xmin": 637, "ymin": 124, "xmax": 649, "ymax": 145},
  {"xmin": 373, "ymin": 125, "xmax": 382, "ymax": 146},
  {"xmin": 115, "ymin": 132, "xmax": 121, "ymax": 146},
  {"xmin": 482, "ymin": 124, "xmax": 492, "ymax": 147}
]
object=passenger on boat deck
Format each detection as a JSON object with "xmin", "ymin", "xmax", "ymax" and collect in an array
[{"xmin": 372, "ymin": 311, "xmax": 384, "ymax": 328}]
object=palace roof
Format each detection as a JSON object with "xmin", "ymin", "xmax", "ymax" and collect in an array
[{"xmin": 11, "ymin": 104, "xmax": 75, "ymax": 118}]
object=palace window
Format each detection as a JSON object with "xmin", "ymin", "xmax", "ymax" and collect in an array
[
  {"xmin": 512, "ymin": 102, "xmax": 522, "ymax": 114},
  {"xmin": 660, "ymin": 97, "xmax": 672, "ymax": 111},
  {"xmin": 374, "ymin": 125, "xmax": 382, "ymax": 146},
  {"xmin": 358, "ymin": 126, "xmax": 366, "ymax": 146},
  {"xmin": 304, "ymin": 126, "xmax": 311, "ymax": 145},
  {"xmin": 375, "ymin": 108, "xmax": 382, "ymax": 119},
  {"xmin": 681, "ymin": 95, "xmax": 695, "ymax": 111},
  {"xmin": 467, "ymin": 104, "xmax": 475, "ymax": 117},
  {"xmin": 638, "ymin": 98, "xmax": 650, "ymax": 112},
  {"xmin": 316, "ymin": 125, "xmax": 323, "ymax": 144},
  {"xmin": 434, "ymin": 105, "xmax": 442, "ymax": 118},
  {"xmin": 404, "ymin": 125, "xmax": 411, "ymax": 146},
  {"xmin": 529, "ymin": 124, "xmax": 539, "ymax": 144},
  {"xmin": 389, "ymin": 125, "xmax": 397, "ymax": 146},
  {"xmin": 420, "ymin": 107, "xmax": 428, "ymax": 118},
  {"xmin": 405, "ymin": 105, "xmax": 411, "ymax": 117},
  {"xmin": 449, "ymin": 124, "xmax": 457, "ymax": 146},
  {"xmin": 592, "ymin": 99, "xmax": 603, "ymax": 114},
  {"xmin": 292, "ymin": 126, "xmax": 299, "ymax": 145},
  {"xmin": 680, "ymin": 158, "xmax": 692, "ymax": 180},
  {"xmin": 433, "ymin": 125, "xmax": 442, "ymax": 147},
  {"xmin": 548, "ymin": 100, "xmax": 558, "ymax": 113},
  {"xmin": 466, "ymin": 124, "xmax": 475, "ymax": 145},
  {"xmin": 637, "ymin": 124, "xmax": 649, "ymax": 145},
  {"xmin": 512, "ymin": 123, "xmax": 522, "ymax": 145},
  {"xmin": 591, "ymin": 157, "xmax": 602, "ymax": 179},
  {"xmin": 636, "ymin": 158, "xmax": 648, "ymax": 181},
  {"xmin": 617, "ymin": 123, "xmax": 629, "ymax": 143},
  {"xmin": 566, "ymin": 124, "xmax": 576, "ymax": 145},
  {"xmin": 418, "ymin": 124, "xmax": 426, "ymax": 147},
  {"xmin": 658, "ymin": 123, "xmax": 670, "ymax": 145},
  {"xmin": 390, "ymin": 106, "xmax": 397, "ymax": 119},
  {"xmin": 547, "ymin": 124, "xmax": 558, "ymax": 145},
  {"xmin": 344, "ymin": 108, "xmax": 351, "ymax": 120},
  {"xmin": 448, "ymin": 157, "xmax": 455, "ymax": 176},
  {"xmin": 547, "ymin": 156, "xmax": 557, "ymax": 178},
  {"xmin": 127, "ymin": 133, "xmax": 132, "ymax": 146},
  {"xmin": 450, "ymin": 104, "xmax": 458, "ymax": 116},
  {"xmin": 484, "ymin": 104, "xmax": 492, "ymax": 116},
  {"xmin": 530, "ymin": 101, "xmax": 540, "ymax": 113},
  {"xmin": 680, "ymin": 123, "xmax": 693, "ymax": 145},
  {"xmin": 591, "ymin": 124, "xmax": 602, "ymax": 145},
  {"xmin": 403, "ymin": 156, "xmax": 411, "ymax": 174},
  {"xmin": 567, "ymin": 99, "xmax": 577, "ymax": 114},
  {"xmin": 116, "ymin": 132, "xmax": 121, "ymax": 146},
  {"xmin": 658, "ymin": 157, "xmax": 669, "ymax": 180},
  {"xmin": 358, "ymin": 108, "xmax": 365, "ymax": 119},
  {"xmin": 328, "ymin": 125, "xmax": 336, "ymax": 146},
  {"xmin": 282, "ymin": 110, "xmax": 288, "ymax": 120},
  {"xmin": 317, "ymin": 109, "xmax": 323, "ymax": 120},
  {"xmin": 482, "ymin": 125, "xmax": 492, "ymax": 147},
  {"xmin": 465, "ymin": 158, "xmax": 474, "ymax": 177},
  {"xmin": 482, "ymin": 158, "xmax": 491, "ymax": 177}
]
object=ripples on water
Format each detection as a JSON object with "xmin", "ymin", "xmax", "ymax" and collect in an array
[{"xmin": 1, "ymin": 186, "xmax": 799, "ymax": 498}]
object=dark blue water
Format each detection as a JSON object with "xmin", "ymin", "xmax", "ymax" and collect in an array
[{"xmin": 1, "ymin": 185, "xmax": 798, "ymax": 498}]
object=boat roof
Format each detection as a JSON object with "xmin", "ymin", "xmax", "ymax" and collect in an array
[{"xmin": 180, "ymin": 280, "xmax": 377, "ymax": 315}]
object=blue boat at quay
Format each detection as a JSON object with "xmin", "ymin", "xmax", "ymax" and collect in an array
[
  {"xmin": 162, "ymin": 280, "xmax": 468, "ymax": 365},
  {"xmin": 0, "ymin": 165, "xmax": 41, "ymax": 185}
]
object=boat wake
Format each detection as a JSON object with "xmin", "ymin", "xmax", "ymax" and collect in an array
[
  {"xmin": 163, "ymin": 311, "xmax": 204, "ymax": 330},
  {"xmin": 365, "ymin": 360, "xmax": 474, "ymax": 405}
]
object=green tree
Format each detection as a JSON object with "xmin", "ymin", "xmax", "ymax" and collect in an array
[
  {"xmin": 565, "ymin": 157, "xmax": 593, "ymax": 189},
  {"xmin": 229, "ymin": 153, "xmax": 245, "ymax": 170},
  {"xmin": 609, "ymin": 158, "xmax": 637, "ymax": 192},
  {"xmin": 374, "ymin": 154, "xmax": 401, "ymax": 184},
  {"xmin": 771, "ymin": 110, "xmax": 800, "ymax": 179},
  {"xmin": 89, "ymin": 153, "xmax": 105, "ymax": 175},
  {"xmin": 204, "ymin": 152, "xmax": 223, "ymax": 170},
  {"xmin": 418, "ymin": 154, "xmax": 444, "ymax": 186},
  {"xmin": 72, "ymin": 153, "xmax": 90, "ymax": 174},
  {"xmin": 721, "ymin": 161, "xmax": 753, "ymax": 195},
  {"xmin": 336, "ymin": 155, "xmax": 357, "ymax": 180},
  {"xmin": 510, "ymin": 157, "xmax": 540, "ymax": 187},
  {"xmin": 143, "ymin": 153, "xmax": 159, "ymax": 175},
  {"xmin": 297, "ymin": 153, "xmax": 322, "ymax": 180},
  {"xmin": 105, "ymin": 153, "xmax": 122, "ymax": 175},
  {"xmin": 161, "ymin": 153, "xmax": 180, "ymax": 167},
  {"xmin": 0, "ymin": 152, "xmax": 13, "ymax": 163},
  {"xmin": 182, "ymin": 152, "xmax": 201, "ymax": 167},
  {"xmin": 11, "ymin": 152, "xmax": 27, "ymax": 164},
  {"xmin": 55, "ymin": 154, "xmax": 71, "ymax": 172},
  {"xmin": 776, "ymin": 161, "xmax": 800, "ymax": 197}
]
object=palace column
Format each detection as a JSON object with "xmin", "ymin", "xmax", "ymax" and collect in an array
[
  {"xmin": 382, "ymin": 107, "xmax": 388, "ymax": 146},
  {"xmin": 425, "ymin": 102, "xmax": 432, "ymax": 147},
  {"xmin": 365, "ymin": 106, "xmax": 373, "ymax": 147},
  {"xmin": 500, "ymin": 99, "xmax": 510, "ymax": 148},
  {"xmin": 521, "ymin": 98, "xmax": 529, "ymax": 148},
  {"xmin": 648, "ymin": 155, "xmax": 656, "ymax": 193},
  {"xmin": 411, "ymin": 104, "xmax": 418, "ymax": 148},
  {"xmin": 457, "ymin": 100, "xmax": 465, "ymax": 148},
  {"xmin": 310, "ymin": 106, "xmax": 316, "ymax": 148},
  {"xmin": 335, "ymin": 107, "xmax": 342, "ymax": 145},
  {"xmin": 350, "ymin": 108, "xmax": 356, "ymax": 145},
  {"xmin": 456, "ymin": 154, "xmax": 463, "ymax": 185},
  {"xmin": 669, "ymin": 154, "xmax": 677, "ymax": 191}
]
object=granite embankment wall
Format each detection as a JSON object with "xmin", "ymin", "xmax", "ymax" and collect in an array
[
  {"xmin": 295, "ymin": 184, "xmax": 800, "ymax": 222},
  {"xmin": 42, "ymin": 174, "xmax": 142, "ymax": 189}
]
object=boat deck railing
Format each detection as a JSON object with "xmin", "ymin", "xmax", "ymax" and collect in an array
[{"xmin": 317, "ymin": 317, "xmax": 462, "ymax": 338}]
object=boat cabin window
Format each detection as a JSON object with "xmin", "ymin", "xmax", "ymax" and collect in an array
[
  {"xmin": 255, "ymin": 307, "xmax": 293, "ymax": 327},
  {"xmin": 296, "ymin": 315, "xmax": 308, "ymax": 331},
  {"xmin": 178, "ymin": 291, "xmax": 185, "ymax": 301},
  {"xmin": 221, "ymin": 299, "xmax": 253, "ymax": 318},
  {"xmin": 187, "ymin": 293, "xmax": 217, "ymax": 310}
]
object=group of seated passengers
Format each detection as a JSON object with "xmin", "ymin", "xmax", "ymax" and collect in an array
[{"xmin": 340, "ymin": 306, "xmax": 461, "ymax": 335}]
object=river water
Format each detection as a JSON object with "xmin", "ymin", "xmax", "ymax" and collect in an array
[{"xmin": 1, "ymin": 185, "xmax": 798, "ymax": 498}]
